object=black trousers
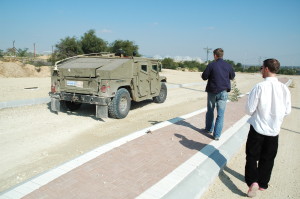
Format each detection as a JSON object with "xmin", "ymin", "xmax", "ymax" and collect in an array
[{"xmin": 245, "ymin": 125, "xmax": 279, "ymax": 189}]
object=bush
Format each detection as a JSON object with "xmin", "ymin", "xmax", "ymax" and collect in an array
[
  {"xmin": 229, "ymin": 79, "xmax": 241, "ymax": 102},
  {"xmin": 27, "ymin": 60, "xmax": 52, "ymax": 67},
  {"xmin": 161, "ymin": 58, "xmax": 178, "ymax": 69},
  {"xmin": 278, "ymin": 67, "xmax": 299, "ymax": 75},
  {"xmin": 198, "ymin": 63, "xmax": 207, "ymax": 72}
]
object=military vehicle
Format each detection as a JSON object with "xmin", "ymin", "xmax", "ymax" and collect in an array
[{"xmin": 49, "ymin": 53, "xmax": 167, "ymax": 119}]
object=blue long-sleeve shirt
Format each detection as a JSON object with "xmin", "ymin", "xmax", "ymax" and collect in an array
[{"xmin": 201, "ymin": 58, "xmax": 235, "ymax": 93}]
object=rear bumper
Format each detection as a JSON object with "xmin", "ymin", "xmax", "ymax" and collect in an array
[{"xmin": 49, "ymin": 92, "xmax": 110, "ymax": 105}]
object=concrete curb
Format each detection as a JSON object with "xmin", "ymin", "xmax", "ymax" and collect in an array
[
  {"xmin": 162, "ymin": 122, "xmax": 249, "ymax": 199},
  {"xmin": 0, "ymin": 97, "xmax": 50, "ymax": 109}
]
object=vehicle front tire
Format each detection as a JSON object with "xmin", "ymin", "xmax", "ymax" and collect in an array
[
  {"xmin": 108, "ymin": 88, "xmax": 131, "ymax": 119},
  {"xmin": 153, "ymin": 82, "xmax": 167, "ymax": 103}
]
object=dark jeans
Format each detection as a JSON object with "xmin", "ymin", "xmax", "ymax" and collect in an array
[{"xmin": 245, "ymin": 125, "xmax": 278, "ymax": 189}]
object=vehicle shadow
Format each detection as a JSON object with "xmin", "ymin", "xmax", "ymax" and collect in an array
[
  {"xmin": 46, "ymin": 100, "xmax": 154, "ymax": 121},
  {"xmin": 130, "ymin": 100, "xmax": 153, "ymax": 110}
]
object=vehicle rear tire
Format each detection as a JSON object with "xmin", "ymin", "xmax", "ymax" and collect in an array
[
  {"xmin": 108, "ymin": 88, "xmax": 131, "ymax": 119},
  {"xmin": 153, "ymin": 82, "xmax": 167, "ymax": 103},
  {"xmin": 64, "ymin": 101, "xmax": 82, "ymax": 111}
]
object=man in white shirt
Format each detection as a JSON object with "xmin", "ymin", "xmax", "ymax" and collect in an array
[{"xmin": 245, "ymin": 59, "xmax": 291, "ymax": 198}]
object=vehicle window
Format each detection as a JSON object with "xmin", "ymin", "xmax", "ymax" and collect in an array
[
  {"xmin": 152, "ymin": 65, "xmax": 158, "ymax": 71},
  {"xmin": 141, "ymin": 65, "xmax": 147, "ymax": 72}
]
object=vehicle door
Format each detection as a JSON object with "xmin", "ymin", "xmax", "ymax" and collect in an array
[
  {"xmin": 137, "ymin": 63, "xmax": 150, "ymax": 97},
  {"xmin": 150, "ymin": 63, "xmax": 160, "ymax": 94}
]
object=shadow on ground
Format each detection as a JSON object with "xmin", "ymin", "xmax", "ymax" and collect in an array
[
  {"xmin": 46, "ymin": 99, "xmax": 155, "ymax": 121},
  {"xmin": 218, "ymin": 166, "xmax": 247, "ymax": 197}
]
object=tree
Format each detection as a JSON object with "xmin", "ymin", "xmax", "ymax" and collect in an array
[
  {"xmin": 177, "ymin": 61, "xmax": 202, "ymax": 71},
  {"xmin": 55, "ymin": 36, "xmax": 83, "ymax": 60},
  {"xmin": 198, "ymin": 63, "xmax": 207, "ymax": 72},
  {"xmin": 161, "ymin": 58, "xmax": 178, "ymax": 69},
  {"xmin": 17, "ymin": 48, "xmax": 28, "ymax": 57},
  {"xmin": 109, "ymin": 40, "xmax": 140, "ymax": 56},
  {"xmin": 6, "ymin": 48, "xmax": 17, "ymax": 56},
  {"xmin": 225, "ymin": 59, "xmax": 235, "ymax": 66},
  {"xmin": 0, "ymin": 49, "xmax": 3, "ymax": 57},
  {"xmin": 235, "ymin": 62, "xmax": 243, "ymax": 72},
  {"xmin": 81, "ymin": 29, "xmax": 108, "ymax": 54},
  {"xmin": 279, "ymin": 67, "xmax": 298, "ymax": 75},
  {"xmin": 245, "ymin": 66, "xmax": 260, "ymax": 73},
  {"xmin": 185, "ymin": 61, "xmax": 201, "ymax": 70}
]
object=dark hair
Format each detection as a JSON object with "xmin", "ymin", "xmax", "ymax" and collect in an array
[
  {"xmin": 263, "ymin": 59, "xmax": 280, "ymax": 73},
  {"xmin": 213, "ymin": 48, "xmax": 224, "ymax": 58}
]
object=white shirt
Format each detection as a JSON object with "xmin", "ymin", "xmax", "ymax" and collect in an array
[{"xmin": 246, "ymin": 77, "xmax": 291, "ymax": 136}]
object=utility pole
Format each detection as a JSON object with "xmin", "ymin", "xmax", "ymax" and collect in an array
[
  {"xmin": 12, "ymin": 40, "xmax": 16, "ymax": 56},
  {"xmin": 52, "ymin": 45, "xmax": 55, "ymax": 65},
  {"xmin": 34, "ymin": 43, "xmax": 36, "ymax": 58},
  {"xmin": 203, "ymin": 46, "xmax": 212, "ymax": 64}
]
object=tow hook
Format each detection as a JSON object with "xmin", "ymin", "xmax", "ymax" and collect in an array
[{"xmin": 72, "ymin": 93, "xmax": 79, "ymax": 102}]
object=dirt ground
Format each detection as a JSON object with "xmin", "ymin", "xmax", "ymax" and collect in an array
[
  {"xmin": 0, "ymin": 61, "xmax": 51, "ymax": 101},
  {"xmin": 0, "ymin": 63, "xmax": 299, "ymax": 198},
  {"xmin": 201, "ymin": 77, "xmax": 300, "ymax": 199}
]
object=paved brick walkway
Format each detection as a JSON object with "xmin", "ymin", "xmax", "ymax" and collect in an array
[
  {"xmin": 1, "ymin": 77, "xmax": 289, "ymax": 199},
  {"xmin": 18, "ymin": 96, "xmax": 246, "ymax": 199}
]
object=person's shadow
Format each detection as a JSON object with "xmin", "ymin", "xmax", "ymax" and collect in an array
[
  {"xmin": 173, "ymin": 119, "xmax": 214, "ymax": 139},
  {"xmin": 218, "ymin": 166, "xmax": 247, "ymax": 197},
  {"xmin": 174, "ymin": 133, "xmax": 247, "ymax": 197},
  {"xmin": 174, "ymin": 133, "xmax": 226, "ymax": 168}
]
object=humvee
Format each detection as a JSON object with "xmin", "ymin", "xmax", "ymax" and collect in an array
[{"xmin": 49, "ymin": 53, "xmax": 167, "ymax": 119}]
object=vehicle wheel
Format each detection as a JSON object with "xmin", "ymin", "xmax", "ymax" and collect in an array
[
  {"xmin": 64, "ymin": 101, "xmax": 82, "ymax": 111},
  {"xmin": 108, "ymin": 88, "xmax": 131, "ymax": 119},
  {"xmin": 153, "ymin": 82, "xmax": 167, "ymax": 103}
]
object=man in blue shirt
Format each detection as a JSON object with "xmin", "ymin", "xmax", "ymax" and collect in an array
[{"xmin": 201, "ymin": 48, "xmax": 235, "ymax": 140}]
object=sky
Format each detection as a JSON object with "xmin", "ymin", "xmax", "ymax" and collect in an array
[{"xmin": 1, "ymin": 0, "xmax": 300, "ymax": 66}]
